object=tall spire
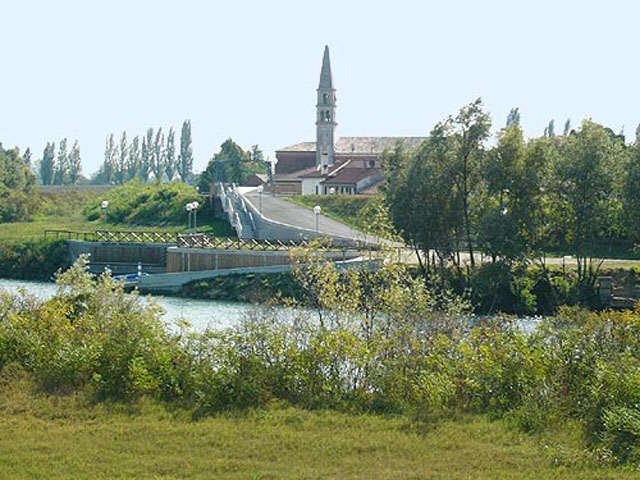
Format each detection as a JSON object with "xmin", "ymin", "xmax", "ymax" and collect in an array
[
  {"xmin": 316, "ymin": 45, "xmax": 336, "ymax": 169},
  {"xmin": 319, "ymin": 45, "xmax": 333, "ymax": 89}
]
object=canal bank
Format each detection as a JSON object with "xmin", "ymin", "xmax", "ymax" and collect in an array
[{"xmin": 0, "ymin": 278, "xmax": 255, "ymax": 332}]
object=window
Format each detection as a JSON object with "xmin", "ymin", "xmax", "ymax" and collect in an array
[{"xmin": 323, "ymin": 93, "xmax": 329, "ymax": 105}]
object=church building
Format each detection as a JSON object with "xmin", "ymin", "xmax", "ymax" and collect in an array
[{"xmin": 273, "ymin": 46, "xmax": 426, "ymax": 196}]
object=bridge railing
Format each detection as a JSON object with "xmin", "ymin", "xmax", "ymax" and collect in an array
[
  {"xmin": 45, "ymin": 230, "xmax": 178, "ymax": 244},
  {"xmin": 45, "ymin": 230, "xmax": 96, "ymax": 241},
  {"xmin": 177, "ymin": 233, "xmax": 308, "ymax": 251},
  {"xmin": 93, "ymin": 230, "xmax": 178, "ymax": 244}
]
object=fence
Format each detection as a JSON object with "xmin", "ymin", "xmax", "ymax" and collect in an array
[{"xmin": 45, "ymin": 230, "xmax": 178, "ymax": 244}]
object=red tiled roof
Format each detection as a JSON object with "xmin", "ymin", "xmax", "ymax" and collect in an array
[{"xmin": 324, "ymin": 167, "xmax": 381, "ymax": 185}]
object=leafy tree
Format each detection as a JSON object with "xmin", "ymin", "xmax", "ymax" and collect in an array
[
  {"xmin": 40, "ymin": 142, "xmax": 55, "ymax": 185},
  {"xmin": 53, "ymin": 138, "xmax": 68, "ymax": 185},
  {"xmin": 23, "ymin": 147, "xmax": 32, "ymax": 167},
  {"xmin": 116, "ymin": 132, "xmax": 128, "ymax": 184},
  {"xmin": 179, "ymin": 119, "xmax": 193, "ymax": 182},
  {"xmin": 152, "ymin": 128, "xmax": 164, "ymax": 181},
  {"xmin": 68, "ymin": 140, "xmax": 82, "ymax": 184},
  {"xmin": 165, "ymin": 127, "xmax": 176, "ymax": 181},
  {"xmin": 128, "ymin": 136, "xmax": 141, "ymax": 181},
  {"xmin": 479, "ymin": 111, "xmax": 544, "ymax": 263},
  {"xmin": 448, "ymin": 98, "xmax": 492, "ymax": 267},
  {"xmin": 100, "ymin": 134, "xmax": 116, "ymax": 184},
  {"xmin": 548, "ymin": 120, "xmax": 621, "ymax": 290},
  {"xmin": 563, "ymin": 118, "xmax": 571, "ymax": 136},
  {"xmin": 141, "ymin": 133, "xmax": 151, "ymax": 182},
  {"xmin": 544, "ymin": 119, "xmax": 555, "ymax": 138},
  {"xmin": 0, "ymin": 147, "xmax": 37, "ymax": 221},
  {"xmin": 383, "ymin": 135, "xmax": 461, "ymax": 278},
  {"xmin": 506, "ymin": 107, "xmax": 520, "ymax": 127}
]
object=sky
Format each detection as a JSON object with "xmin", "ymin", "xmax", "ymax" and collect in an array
[{"xmin": 2, "ymin": 0, "xmax": 640, "ymax": 176}]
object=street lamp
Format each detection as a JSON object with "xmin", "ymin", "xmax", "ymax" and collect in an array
[
  {"xmin": 185, "ymin": 202, "xmax": 193, "ymax": 229},
  {"xmin": 101, "ymin": 200, "xmax": 109, "ymax": 227},
  {"xmin": 257, "ymin": 185, "xmax": 264, "ymax": 214},
  {"xmin": 313, "ymin": 205, "xmax": 321, "ymax": 233},
  {"xmin": 329, "ymin": 187, "xmax": 335, "ymax": 195},
  {"xmin": 191, "ymin": 201, "xmax": 200, "ymax": 231}
]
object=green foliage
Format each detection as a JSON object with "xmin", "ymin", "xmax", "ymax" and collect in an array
[
  {"xmin": 0, "ymin": 239, "xmax": 67, "ymax": 280},
  {"xmin": 287, "ymin": 194, "xmax": 395, "ymax": 239},
  {"xmin": 7, "ymin": 256, "xmax": 640, "ymax": 466},
  {"xmin": 82, "ymin": 181, "xmax": 232, "ymax": 235},
  {"xmin": 198, "ymin": 139, "xmax": 268, "ymax": 190},
  {"xmin": 0, "ymin": 147, "xmax": 37, "ymax": 222}
]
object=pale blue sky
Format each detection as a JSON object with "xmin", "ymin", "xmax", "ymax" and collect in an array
[{"xmin": 2, "ymin": 0, "xmax": 639, "ymax": 175}]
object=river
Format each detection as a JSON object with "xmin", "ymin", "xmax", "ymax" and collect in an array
[{"xmin": 0, "ymin": 278, "xmax": 255, "ymax": 332}]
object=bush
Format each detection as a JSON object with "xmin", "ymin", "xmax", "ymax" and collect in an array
[
  {"xmin": 6, "ymin": 256, "xmax": 640, "ymax": 466},
  {"xmin": 0, "ymin": 239, "xmax": 67, "ymax": 280},
  {"xmin": 83, "ymin": 181, "xmax": 227, "ymax": 231}
]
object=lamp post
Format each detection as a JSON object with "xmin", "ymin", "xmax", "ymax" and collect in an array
[
  {"xmin": 101, "ymin": 200, "xmax": 109, "ymax": 227},
  {"xmin": 185, "ymin": 202, "xmax": 193, "ymax": 230},
  {"xmin": 329, "ymin": 187, "xmax": 335, "ymax": 195},
  {"xmin": 257, "ymin": 185, "xmax": 264, "ymax": 214},
  {"xmin": 191, "ymin": 201, "xmax": 200, "ymax": 231},
  {"xmin": 313, "ymin": 205, "xmax": 321, "ymax": 233}
]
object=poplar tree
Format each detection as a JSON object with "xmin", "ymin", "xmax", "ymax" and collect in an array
[
  {"xmin": 165, "ymin": 127, "xmax": 176, "ymax": 181},
  {"xmin": 68, "ymin": 140, "xmax": 82, "ymax": 184},
  {"xmin": 40, "ymin": 142, "xmax": 55, "ymax": 185},
  {"xmin": 128, "ymin": 135, "xmax": 141, "ymax": 181},
  {"xmin": 101, "ymin": 134, "xmax": 116, "ymax": 184},
  {"xmin": 23, "ymin": 147, "xmax": 32, "ymax": 166},
  {"xmin": 117, "ymin": 132, "xmax": 128, "ymax": 184},
  {"xmin": 141, "ymin": 135, "xmax": 150, "ymax": 182},
  {"xmin": 153, "ymin": 128, "xmax": 164, "ymax": 181},
  {"xmin": 179, "ymin": 119, "xmax": 193, "ymax": 182},
  {"xmin": 54, "ymin": 138, "xmax": 68, "ymax": 185},
  {"xmin": 144, "ymin": 128, "xmax": 154, "ymax": 181}
]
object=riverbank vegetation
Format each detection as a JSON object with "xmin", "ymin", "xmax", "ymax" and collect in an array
[
  {"xmin": 383, "ymin": 101, "xmax": 640, "ymax": 309},
  {"xmin": 2, "ymin": 257, "xmax": 640, "ymax": 474}
]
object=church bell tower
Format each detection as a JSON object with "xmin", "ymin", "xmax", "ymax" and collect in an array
[{"xmin": 316, "ymin": 45, "xmax": 336, "ymax": 171}]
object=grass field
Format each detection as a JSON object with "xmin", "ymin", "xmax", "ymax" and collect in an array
[
  {"xmin": 0, "ymin": 373, "xmax": 634, "ymax": 479},
  {"xmin": 0, "ymin": 185, "xmax": 232, "ymax": 242}
]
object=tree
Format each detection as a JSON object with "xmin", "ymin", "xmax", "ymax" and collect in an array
[
  {"xmin": 53, "ymin": 138, "xmax": 68, "ymax": 185},
  {"xmin": 141, "ymin": 131, "xmax": 152, "ymax": 182},
  {"xmin": 383, "ymin": 134, "xmax": 461, "ymax": 278},
  {"xmin": 100, "ymin": 134, "xmax": 116, "ymax": 184},
  {"xmin": 40, "ymin": 142, "xmax": 55, "ymax": 185},
  {"xmin": 544, "ymin": 119, "xmax": 555, "ymax": 138},
  {"xmin": 198, "ymin": 138, "xmax": 247, "ymax": 191},
  {"xmin": 506, "ymin": 107, "xmax": 520, "ymax": 128},
  {"xmin": 23, "ymin": 147, "xmax": 32, "ymax": 167},
  {"xmin": 0, "ymin": 147, "xmax": 37, "ymax": 221},
  {"xmin": 68, "ymin": 140, "xmax": 82, "ymax": 184},
  {"xmin": 128, "ymin": 136, "xmax": 141, "ymax": 181},
  {"xmin": 116, "ymin": 132, "xmax": 128, "ymax": 184},
  {"xmin": 152, "ymin": 128, "xmax": 165, "ymax": 181},
  {"xmin": 449, "ymin": 98, "xmax": 492, "ymax": 267},
  {"xmin": 549, "ymin": 120, "xmax": 621, "ymax": 290},
  {"xmin": 479, "ymin": 112, "xmax": 543, "ymax": 263},
  {"xmin": 563, "ymin": 118, "xmax": 571, "ymax": 136},
  {"xmin": 165, "ymin": 127, "xmax": 176, "ymax": 181},
  {"xmin": 179, "ymin": 119, "xmax": 193, "ymax": 182}
]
